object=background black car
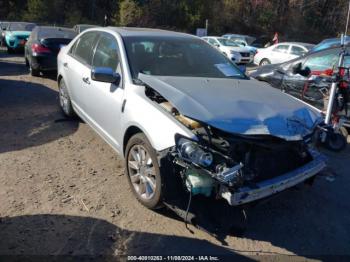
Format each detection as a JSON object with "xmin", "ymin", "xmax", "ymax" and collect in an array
[
  {"xmin": 248, "ymin": 46, "xmax": 350, "ymax": 110},
  {"xmin": 25, "ymin": 26, "xmax": 77, "ymax": 76},
  {"xmin": 0, "ymin": 21, "xmax": 9, "ymax": 46}
]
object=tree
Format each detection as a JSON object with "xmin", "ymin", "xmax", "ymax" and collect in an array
[
  {"xmin": 119, "ymin": 0, "xmax": 143, "ymax": 26},
  {"xmin": 22, "ymin": 0, "xmax": 49, "ymax": 23}
]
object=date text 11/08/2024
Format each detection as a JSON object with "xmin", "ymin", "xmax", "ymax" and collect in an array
[{"xmin": 127, "ymin": 256, "xmax": 220, "ymax": 261}]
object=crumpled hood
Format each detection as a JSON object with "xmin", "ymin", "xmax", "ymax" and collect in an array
[{"xmin": 139, "ymin": 74, "xmax": 322, "ymax": 141}]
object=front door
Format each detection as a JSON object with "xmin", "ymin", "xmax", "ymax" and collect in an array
[{"xmin": 81, "ymin": 32, "xmax": 125, "ymax": 152}]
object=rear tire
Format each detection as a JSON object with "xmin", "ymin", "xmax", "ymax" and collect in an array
[
  {"xmin": 125, "ymin": 133, "xmax": 163, "ymax": 209},
  {"xmin": 30, "ymin": 63, "xmax": 40, "ymax": 76},
  {"xmin": 325, "ymin": 132, "xmax": 347, "ymax": 152},
  {"xmin": 259, "ymin": 59, "xmax": 271, "ymax": 66},
  {"xmin": 58, "ymin": 78, "xmax": 75, "ymax": 117},
  {"xmin": 25, "ymin": 58, "xmax": 29, "ymax": 67}
]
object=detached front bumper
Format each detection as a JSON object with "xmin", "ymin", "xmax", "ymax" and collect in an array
[{"xmin": 219, "ymin": 151, "xmax": 326, "ymax": 206}]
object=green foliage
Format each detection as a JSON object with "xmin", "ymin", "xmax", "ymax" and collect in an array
[
  {"xmin": 1, "ymin": 0, "xmax": 349, "ymax": 42},
  {"xmin": 119, "ymin": 0, "xmax": 143, "ymax": 26}
]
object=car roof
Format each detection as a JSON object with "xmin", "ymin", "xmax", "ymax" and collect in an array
[
  {"xmin": 286, "ymin": 42, "xmax": 314, "ymax": 46},
  {"xmin": 223, "ymin": 34, "xmax": 249, "ymax": 37},
  {"xmin": 276, "ymin": 42, "xmax": 313, "ymax": 46},
  {"xmin": 36, "ymin": 26, "xmax": 74, "ymax": 32},
  {"xmin": 105, "ymin": 27, "xmax": 195, "ymax": 38},
  {"xmin": 76, "ymin": 24, "xmax": 97, "ymax": 27},
  {"xmin": 203, "ymin": 36, "xmax": 220, "ymax": 39}
]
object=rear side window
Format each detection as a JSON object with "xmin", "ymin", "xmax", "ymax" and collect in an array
[
  {"xmin": 208, "ymin": 39, "xmax": 217, "ymax": 45},
  {"xmin": 291, "ymin": 46, "xmax": 306, "ymax": 56},
  {"xmin": 74, "ymin": 32, "xmax": 99, "ymax": 66},
  {"xmin": 273, "ymin": 45, "xmax": 289, "ymax": 53},
  {"xmin": 92, "ymin": 33, "xmax": 120, "ymax": 71}
]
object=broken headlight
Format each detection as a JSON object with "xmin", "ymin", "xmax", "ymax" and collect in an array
[{"xmin": 176, "ymin": 137, "xmax": 213, "ymax": 167}]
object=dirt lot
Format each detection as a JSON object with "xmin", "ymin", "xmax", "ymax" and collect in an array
[{"xmin": 0, "ymin": 49, "xmax": 350, "ymax": 260}]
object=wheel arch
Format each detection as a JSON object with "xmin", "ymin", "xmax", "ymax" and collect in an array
[
  {"xmin": 123, "ymin": 125, "xmax": 144, "ymax": 156},
  {"xmin": 57, "ymin": 74, "xmax": 63, "ymax": 85}
]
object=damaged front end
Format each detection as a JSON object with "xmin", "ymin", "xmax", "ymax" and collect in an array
[
  {"xmin": 170, "ymin": 132, "xmax": 325, "ymax": 206},
  {"xmin": 145, "ymin": 84, "xmax": 326, "ymax": 206}
]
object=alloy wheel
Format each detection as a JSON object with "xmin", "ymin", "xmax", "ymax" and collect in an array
[
  {"xmin": 127, "ymin": 145, "xmax": 157, "ymax": 200},
  {"xmin": 59, "ymin": 83, "xmax": 69, "ymax": 114}
]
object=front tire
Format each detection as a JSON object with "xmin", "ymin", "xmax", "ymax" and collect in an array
[
  {"xmin": 58, "ymin": 79, "xmax": 75, "ymax": 117},
  {"xmin": 259, "ymin": 58, "xmax": 271, "ymax": 66},
  {"xmin": 125, "ymin": 133, "xmax": 163, "ymax": 209},
  {"xmin": 7, "ymin": 47, "xmax": 13, "ymax": 54}
]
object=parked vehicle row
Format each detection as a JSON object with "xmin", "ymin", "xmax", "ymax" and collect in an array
[
  {"xmin": 0, "ymin": 21, "xmax": 101, "ymax": 76},
  {"xmin": 55, "ymin": 27, "xmax": 326, "ymax": 217}
]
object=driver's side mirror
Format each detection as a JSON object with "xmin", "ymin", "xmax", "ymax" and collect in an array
[
  {"xmin": 91, "ymin": 67, "xmax": 121, "ymax": 85},
  {"xmin": 292, "ymin": 62, "xmax": 311, "ymax": 77},
  {"xmin": 214, "ymin": 43, "xmax": 220, "ymax": 47}
]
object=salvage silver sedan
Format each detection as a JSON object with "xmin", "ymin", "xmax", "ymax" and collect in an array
[{"xmin": 57, "ymin": 27, "xmax": 326, "ymax": 209}]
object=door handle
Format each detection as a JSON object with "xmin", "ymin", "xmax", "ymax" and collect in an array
[{"xmin": 82, "ymin": 77, "xmax": 91, "ymax": 85}]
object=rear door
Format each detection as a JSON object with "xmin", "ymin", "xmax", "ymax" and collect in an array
[
  {"xmin": 270, "ymin": 44, "xmax": 290, "ymax": 63},
  {"xmin": 63, "ymin": 31, "xmax": 100, "ymax": 113}
]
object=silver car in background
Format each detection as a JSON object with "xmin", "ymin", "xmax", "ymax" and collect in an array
[
  {"xmin": 202, "ymin": 36, "xmax": 253, "ymax": 64},
  {"xmin": 57, "ymin": 27, "xmax": 325, "ymax": 211},
  {"xmin": 254, "ymin": 42, "xmax": 314, "ymax": 66}
]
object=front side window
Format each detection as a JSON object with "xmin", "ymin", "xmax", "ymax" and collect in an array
[
  {"xmin": 124, "ymin": 36, "xmax": 246, "ymax": 80},
  {"xmin": 234, "ymin": 40, "xmax": 246, "ymax": 46},
  {"xmin": 74, "ymin": 32, "xmax": 98, "ymax": 65},
  {"xmin": 273, "ymin": 45, "xmax": 289, "ymax": 53},
  {"xmin": 217, "ymin": 38, "xmax": 239, "ymax": 47},
  {"xmin": 92, "ymin": 33, "xmax": 120, "ymax": 71}
]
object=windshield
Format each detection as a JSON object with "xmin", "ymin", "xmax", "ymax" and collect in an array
[
  {"xmin": 217, "ymin": 38, "xmax": 239, "ymax": 47},
  {"xmin": 312, "ymin": 37, "xmax": 350, "ymax": 52},
  {"xmin": 39, "ymin": 28, "xmax": 77, "ymax": 39},
  {"xmin": 304, "ymin": 44, "xmax": 315, "ymax": 51},
  {"xmin": 9, "ymin": 23, "xmax": 36, "ymax": 31},
  {"xmin": 124, "ymin": 36, "xmax": 246, "ymax": 80}
]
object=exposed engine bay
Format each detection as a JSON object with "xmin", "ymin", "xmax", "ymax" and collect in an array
[{"xmin": 145, "ymin": 86, "xmax": 322, "ymax": 206}]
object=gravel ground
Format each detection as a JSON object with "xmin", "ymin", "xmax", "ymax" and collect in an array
[{"xmin": 0, "ymin": 49, "xmax": 350, "ymax": 261}]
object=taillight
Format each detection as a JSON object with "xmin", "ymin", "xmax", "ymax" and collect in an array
[{"xmin": 31, "ymin": 43, "xmax": 51, "ymax": 54}]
